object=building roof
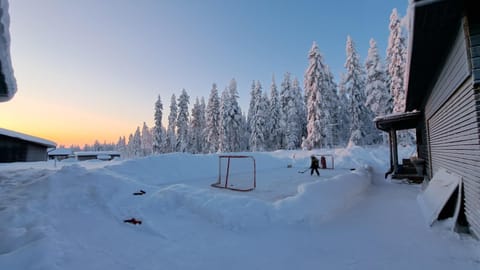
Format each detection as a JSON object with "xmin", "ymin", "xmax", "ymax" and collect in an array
[
  {"xmin": 404, "ymin": 0, "xmax": 467, "ymax": 112},
  {"xmin": 74, "ymin": 151, "xmax": 121, "ymax": 156},
  {"xmin": 0, "ymin": 128, "xmax": 57, "ymax": 148},
  {"xmin": 374, "ymin": 111, "xmax": 422, "ymax": 131},
  {"xmin": 48, "ymin": 148, "xmax": 74, "ymax": 156}
]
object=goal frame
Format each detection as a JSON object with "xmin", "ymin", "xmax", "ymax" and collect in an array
[{"xmin": 211, "ymin": 155, "xmax": 256, "ymax": 192}]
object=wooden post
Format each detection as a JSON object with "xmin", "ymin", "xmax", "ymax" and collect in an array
[{"xmin": 390, "ymin": 129, "xmax": 399, "ymax": 174}]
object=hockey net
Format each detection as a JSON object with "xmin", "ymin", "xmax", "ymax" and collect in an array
[
  {"xmin": 211, "ymin": 155, "xmax": 256, "ymax": 192},
  {"xmin": 315, "ymin": 154, "xmax": 334, "ymax": 169}
]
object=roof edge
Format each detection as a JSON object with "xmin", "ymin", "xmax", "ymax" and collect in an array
[{"xmin": 0, "ymin": 127, "xmax": 57, "ymax": 148}]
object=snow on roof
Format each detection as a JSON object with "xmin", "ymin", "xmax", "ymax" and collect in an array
[
  {"xmin": 48, "ymin": 148, "xmax": 74, "ymax": 156},
  {"xmin": 0, "ymin": 128, "xmax": 57, "ymax": 147},
  {"xmin": 74, "ymin": 151, "xmax": 121, "ymax": 156},
  {"xmin": 373, "ymin": 110, "xmax": 420, "ymax": 122},
  {"xmin": 0, "ymin": 0, "xmax": 17, "ymax": 102}
]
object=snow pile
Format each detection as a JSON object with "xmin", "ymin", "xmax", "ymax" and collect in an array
[
  {"xmin": 1, "ymin": 145, "xmax": 479, "ymax": 270},
  {"xmin": 274, "ymin": 167, "xmax": 372, "ymax": 226},
  {"xmin": 140, "ymin": 166, "xmax": 371, "ymax": 231}
]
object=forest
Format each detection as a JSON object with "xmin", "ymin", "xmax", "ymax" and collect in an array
[{"xmin": 78, "ymin": 9, "xmax": 409, "ymax": 158}]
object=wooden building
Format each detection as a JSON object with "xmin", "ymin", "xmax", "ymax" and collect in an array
[
  {"xmin": 0, "ymin": 128, "xmax": 56, "ymax": 162},
  {"xmin": 48, "ymin": 148, "xmax": 74, "ymax": 161},
  {"xmin": 74, "ymin": 151, "xmax": 121, "ymax": 161},
  {"xmin": 376, "ymin": 0, "xmax": 480, "ymax": 237}
]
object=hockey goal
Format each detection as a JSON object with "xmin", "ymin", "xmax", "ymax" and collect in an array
[
  {"xmin": 211, "ymin": 155, "xmax": 256, "ymax": 192},
  {"xmin": 316, "ymin": 154, "xmax": 334, "ymax": 169}
]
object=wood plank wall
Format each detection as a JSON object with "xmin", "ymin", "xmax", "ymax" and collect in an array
[
  {"xmin": 469, "ymin": 15, "xmax": 480, "ymax": 84},
  {"xmin": 425, "ymin": 21, "xmax": 480, "ymax": 238}
]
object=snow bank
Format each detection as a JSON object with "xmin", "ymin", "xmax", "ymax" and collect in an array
[
  {"xmin": 1, "ymin": 146, "xmax": 478, "ymax": 270},
  {"xmin": 137, "ymin": 165, "xmax": 373, "ymax": 231},
  {"xmin": 274, "ymin": 166, "xmax": 373, "ymax": 226},
  {"xmin": 1, "ymin": 150, "xmax": 375, "ymax": 239}
]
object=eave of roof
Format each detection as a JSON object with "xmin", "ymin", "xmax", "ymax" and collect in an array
[
  {"xmin": 0, "ymin": 128, "xmax": 57, "ymax": 148},
  {"xmin": 374, "ymin": 111, "xmax": 422, "ymax": 132},
  {"xmin": 404, "ymin": 0, "xmax": 465, "ymax": 111}
]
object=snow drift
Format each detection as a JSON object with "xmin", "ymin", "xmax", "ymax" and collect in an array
[{"xmin": 1, "ymin": 146, "xmax": 478, "ymax": 270}]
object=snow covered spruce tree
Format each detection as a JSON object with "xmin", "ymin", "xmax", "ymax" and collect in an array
[
  {"xmin": 152, "ymin": 94, "xmax": 166, "ymax": 154},
  {"xmin": 302, "ymin": 42, "xmax": 338, "ymax": 150},
  {"xmin": 205, "ymin": 83, "xmax": 220, "ymax": 153},
  {"xmin": 292, "ymin": 77, "xmax": 307, "ymax": 146},
  {"xmin": 116, "ymin": 136, "xmax": 127, "ymax": 156},
  {"xmin": 176, "ymin": 89, "xmax": 190, "ymax": 152},
  {"xmin": 323, "ymin": 68, "xmax": 341, "ymax": 147},
  {"xmin": 365, "ymin": 38, "xmax": 391, "ymax": 117},
  {"xmin": 141, "ymin": 122, "xmax": 153, "ymax": 156},
  {"xmin": 228, "ymin": 79, "xmax": 244, "ymax": 152},
  {"xmin": 249, "ymin": 81, "xmax": 268, "ymax": 151},
  {"xmin": 267, "ymin": 75, "xmax": 282, "ymax": 150},
  {"xmin": 199, "ymin": 97, "xmax": 207, "ymax": 153},
  {"xmin": 279, "ymin": 73, "xmax": 291, "ymax": 149},
  {"xmin": 262, "ymin": 91, "xmax": 271, "ymax": 147},
  {"xmin": 246, "ymin": 80, "xmax": 256, "ymax": 148},
  {"xmin": 131, "ymin": 126, "xmax": 142, "ymax": 157},
  {"xmin": 386, "ymin": 8, "xmax": 407, "ymax": 114},
  {"xmin": 126, "ymin": 134, "xmax": 134, "ymax": 158},
  {"xmin": 188, "ymin": 97, "xmax": 204, "ymax": 154},
  {"xmin": 165, "ymin": 94, "xmax": 177, "ymax": 152},
  {"xmin": 93, "ymin": 140, "xmax": 102, "ymax": 151},
  {"xmin": 240, "ymin": 112, "xmax": 250, "ymax": 151},
  {"xmin": 219, "ymin": 87, "xmax": 230, "ymax": 152},
  {"xmin": 281, "ymin": 73, "xmax": 303, "ymax": 150},
  {"xmin": 219, "ymin": 79, "xmax": 243, "ymax": 152},
  {"xmin": 365, "ymin": 38, "xmax": 391, "ymax": 144},
  {"xmin": 343, "ymin": 36, "xmax": 379, "ymax": 146},
  {"xmin": 387, "ymin": 8, "xmax": 414, "ymax": 146},
  {"xmin": 337, "ymin": 73, "xmax": 351, "ymax": 146}
]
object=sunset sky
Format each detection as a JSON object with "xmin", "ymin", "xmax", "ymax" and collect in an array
[{"xmin": 0, "ymin": 0, "xmax": 408, "ymax": 147}]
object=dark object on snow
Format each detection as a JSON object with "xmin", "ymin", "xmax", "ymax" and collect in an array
[
  {"xmin": 350, "ymin": 168, "xmax": 356, "ymax": 171},
  {"xmin": 310, "ymin": 155, "xmax": 320, "ymax": 176},
  {"xmin": 133, "ymin": 190, "xmax": 146, "ymax": 196},
  {"xmin": 124, "ymin": 218, "xmax": 142, "ymax": 225},
  {"xmin": 298, "ymin": 167, "xmax": 309, "ymax": 173},
  {"xmin": 320, "ymin": 156, "xmax": 327, "ymax": 169}
]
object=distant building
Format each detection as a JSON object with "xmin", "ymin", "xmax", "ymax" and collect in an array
[
  {"xmin": 0, "ymin": 128, "xmax": 57, "ymax": 162},
  {"xmin": 74, "ymin": 151, "xmax": 121, "ymax": 161},
  {"xmin": 48, "ymin": 148, "xmax": 74, "ymax": 161}
]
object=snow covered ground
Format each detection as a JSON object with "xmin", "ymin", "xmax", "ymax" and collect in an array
[{"xmin": 0, "ymin": 145, "xmax": 479, "ymax": 270}]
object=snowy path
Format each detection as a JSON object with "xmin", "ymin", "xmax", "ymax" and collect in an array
[{"xmin": 306, "ymin": 173, "xmax": 480, "ymax": 269}]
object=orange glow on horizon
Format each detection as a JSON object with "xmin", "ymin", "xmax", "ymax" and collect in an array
[{"xmin": 1, "ymin": 93, "xmax": 148, "ymax": 148}]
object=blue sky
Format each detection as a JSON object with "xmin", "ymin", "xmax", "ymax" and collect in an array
[{"xmin": 1, "ymin": 0, "xmax": 408, "ymax": 146}]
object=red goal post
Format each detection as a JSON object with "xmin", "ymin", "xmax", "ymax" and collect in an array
[{"xmin": 211, "ymin": 155, "xmax": 256, "ymax": 192}]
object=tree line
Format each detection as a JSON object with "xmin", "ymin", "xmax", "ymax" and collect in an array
[{"xmin": 82, "ymin": 9, "xmax": 408, "ymax": 158}]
